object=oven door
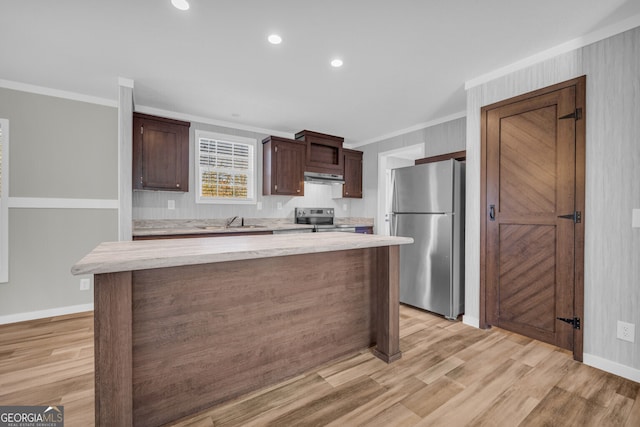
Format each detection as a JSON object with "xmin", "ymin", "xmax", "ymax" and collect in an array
[{"xmin": 314, "ymin": 225, "xmax": 357, "ymax": 233}]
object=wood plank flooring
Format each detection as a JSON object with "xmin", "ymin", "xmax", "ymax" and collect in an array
[{"xmin": 0, "ymin": 305, "xmax": 638, "ymax": 426}]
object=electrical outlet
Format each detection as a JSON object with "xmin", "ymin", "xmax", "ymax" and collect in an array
[
  {"xmin": 277, "ymin": 202, "xmax": 283, "ymax": 210},
  {"xmin": 343, "ymin": 203, "xmax": 348, "ymax": 211},
  {"xmin": 79, "ymin": 278, "xmax": 91, "ymax": 291},
  {"xmin": 617, "ymin": 320, "xmax": 635, "ymax": 343},
  {"xmin": 168, "ymin": 200, "xmax": 175, "ymax": 210},
  {"xmin": 257, "ymin": 201, "xmax": 263, "ymax": 210}
]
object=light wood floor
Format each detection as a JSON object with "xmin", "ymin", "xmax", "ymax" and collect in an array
[{"xmin": 1, "ymin": 306, "xmax": 638, "ymax": 426}]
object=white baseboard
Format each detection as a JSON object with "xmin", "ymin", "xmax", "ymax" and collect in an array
[
  {"xmin": 583, "ymin": 353, "xmax": 640, "ymax": 383},
  {"xmin": 0, "ymin": 303, "xmax": 93, "ymax": 325},
  {"xmin": 463, "ymin": 315, "xmax": 480, "ymax": 328},
  {"xmin": 460, "ymin": 320, "xmax": 639, "ymax": 383}
]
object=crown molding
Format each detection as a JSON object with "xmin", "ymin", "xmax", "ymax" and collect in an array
[
  {"xmin": 0, "ymin": 79, "xmax": 117, "ymax": 107},
  {"xmin": 347, "ymin": 111, "xmax": 466, "ymax": 149},
  {"xmin": 465, "ymin": 14, "xmax": 640, "ymax": 89},
  {"xmin": 134, "ymin": 104, "xmax": 295, "ymax": 139}
]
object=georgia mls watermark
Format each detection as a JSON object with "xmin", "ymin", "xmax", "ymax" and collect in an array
[{"xmin": 0, "ymin": 406, "xmax": 64, "ymax": 427}]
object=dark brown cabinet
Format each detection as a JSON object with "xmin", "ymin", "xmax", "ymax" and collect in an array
[
  {"xmin": 262, "ymin": 136, "xmax": 305, "ymax": 196},
  {"xmin": 133, "ymin": 112, "xmax": 190, "ymax": 191},
  {"xmin": 295, "ymin": 130, "xmax": 344, "ymax": 174},
  {"xmin": 343, "ymin": 149, "xmax": 363, "ymax": 198}
]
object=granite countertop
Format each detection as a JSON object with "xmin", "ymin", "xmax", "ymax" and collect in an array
[
  {"xmin": 132, "ymin": 218, "xmax": 374, "ymax": 237},
  {"xmin": 71, "ymin": 232, "xmax": 412, "ymax": 275}
]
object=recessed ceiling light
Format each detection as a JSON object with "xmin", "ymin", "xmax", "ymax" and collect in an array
[
  {"xmin": 268, "ymin": 34, "xmax": 282, "ymax": 45},
  {"xmin": 331, "ymin": 59, "xmax": 343, "ymax": 68},
  {"xmin": 171, "ymin": 0, "xmax": 190, "ymax": 11}
]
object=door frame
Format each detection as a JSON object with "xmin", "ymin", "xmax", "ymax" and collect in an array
[
  {"xmin": 479, "ymin": 76, "xmax": 586, "ymax": 361},
  {"xmin": 377, "ymin": 144, "xmax": 425, "ymax": 235}
]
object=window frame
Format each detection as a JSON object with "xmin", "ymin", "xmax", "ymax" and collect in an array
[
  {"xmin": 195, "ymin": 130, "xmax": 257, "ymax": 205},
  {"xmin": 0, "ymin": 118, "xmax": 9, "ymax": 283}
]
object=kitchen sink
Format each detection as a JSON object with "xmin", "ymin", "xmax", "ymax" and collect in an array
[{"xmin": 199, "ymin": 225, "xmax": 266, "ymax": 230}]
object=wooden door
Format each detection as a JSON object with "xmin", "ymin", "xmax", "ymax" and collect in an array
[{"xmin": 481, "ymin": 77, "xmax": 585, "ymax": 360}]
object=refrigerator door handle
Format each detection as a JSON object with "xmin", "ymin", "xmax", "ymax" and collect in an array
[
  {"xmin": 390, "ymin": 169, "xmax": 397, "ymax": 213},
  {"xmin": 390, "ymin": 213, "xmax": 398, "ymax": 236}
]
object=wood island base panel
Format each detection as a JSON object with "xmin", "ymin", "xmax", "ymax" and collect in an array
[{"xmin": 73, "ymin": 233, "xmax": 412, "ymax": 426}]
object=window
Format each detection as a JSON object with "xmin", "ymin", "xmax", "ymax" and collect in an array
[
  {"xmin": 195, "ymin": 130, "xmax": 257, "ymax": 204},
  {"xmin": 0, "ymin": 119, "xmax": 9, "ymax": 283}
]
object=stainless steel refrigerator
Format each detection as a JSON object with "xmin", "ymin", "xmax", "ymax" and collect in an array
[{"xmin": 390, "ymin": 159, "xmax": 465, "ymax": 319}]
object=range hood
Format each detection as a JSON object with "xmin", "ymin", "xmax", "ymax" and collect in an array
[{"xmin": 304, "ymin": 171, "xmax": 345, "ymax": 185}]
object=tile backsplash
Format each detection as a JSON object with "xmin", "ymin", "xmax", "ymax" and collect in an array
[{"xmin": 133, "ymin": 181, "xmax": 353, "ymax": 220}]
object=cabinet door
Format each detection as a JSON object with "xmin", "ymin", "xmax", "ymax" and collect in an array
[
  {"xmin": 343, "ymin": 150, "xmax": 363, "ymax": 198},
  {"xmin": 274, "ymin": 141, "xmax": 305, "ymax": 195},
  {"xmin": 133, "ymin": 113, "xmax": 189, "ymax": 191}
]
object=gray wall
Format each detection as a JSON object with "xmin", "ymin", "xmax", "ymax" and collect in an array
[
  {"xmin": 0, "ymin": 88, "xmax": 118, "ymax": 318},
  {"xmin": 350, "ymin": 117, "xmax": 467, "ymax": 219},
  {"xmin": 465, "ymin": 27, "xmax": 640, "ymax": 371},
  {"xmin": 133, "ymin": 119, "xmax": 357, "ymax": 221}
]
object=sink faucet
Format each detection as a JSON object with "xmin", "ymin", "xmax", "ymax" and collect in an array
[{"xmin": 226, "ymin": 216, "xmax": 245, "ymax": 227}]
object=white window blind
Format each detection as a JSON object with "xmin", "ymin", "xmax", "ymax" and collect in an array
[
  {"xmin": 0, "ymin": 119, "xmax": 9, "ymax": 283},
  {"xmin": 195, "ymin": 131, "xmax": 256, "ymax": 204}
]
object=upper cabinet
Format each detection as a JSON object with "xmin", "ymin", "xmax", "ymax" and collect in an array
[
  {"xmin": 295, "ymin": 130, "xmax": 344, "ymax": 174},
  {"xmin": 342, "ymin": 149, "xmax": 363, "ymax": 198},
  {"xmin": 262, "ymin": 129, "xmax": 363, "ymax": 199},
  {"xmin": 262, "ymin": 136, "xmax": 305, "ymax": 196},
  {"xmin": 133, "ymin": 113, "xmax": 190, "ymax": 192}
]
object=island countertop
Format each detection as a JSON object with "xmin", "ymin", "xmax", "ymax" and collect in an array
[{"xmin": 72, "ymin": 232, "xmax": 413, "ymax": 275}]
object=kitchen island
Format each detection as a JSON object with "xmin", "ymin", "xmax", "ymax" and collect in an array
[{"xmin": 72, "ymin": 232, "xmax": 412, "ymax": 427}]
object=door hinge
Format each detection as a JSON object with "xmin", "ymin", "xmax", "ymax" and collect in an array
[
  {"xmin": 558, "ymin": 211, "xmax": 581, "ymax": 223},
  {"xmin": 559, "ymin": 108, "xmax": 583, "ymax": 120},
  {"xmin": 557, "ymin": 316, "xmax": 581, "ymax": 330},
  {"xmin": 140, "ymin": 126, "xmax": 143, "ymax": 134},
  {"xmin": 275, "ymin": 146, "xmax": 278, "ymax": 153},
  {"xmin": 274, "ymin": 184, "xmax": 278, "ymax": 191}
]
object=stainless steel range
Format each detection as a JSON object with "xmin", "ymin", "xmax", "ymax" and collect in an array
[{"xmin": 294, "ymin": 207, "xmax": 357, "ymax": 232}]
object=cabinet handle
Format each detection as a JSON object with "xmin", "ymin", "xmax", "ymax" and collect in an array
[
  {"xmin": 297, "ymin": 189, "xmax": 300, "ymax": 193},
  {"xmin": 176, "ymin": 183, "xmax": 180, "ymax": 188}
]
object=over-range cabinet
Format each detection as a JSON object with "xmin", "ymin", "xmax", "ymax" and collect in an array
[
  {"xmin": 262, "ymin": 130, "xmax": 363, "ymax": 198},
  {"xmin": 390, "ymin": 159, "xmax": 465, "ymax": 319}
]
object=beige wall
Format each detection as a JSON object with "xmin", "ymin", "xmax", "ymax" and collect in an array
[
  {"xmin": 2, "ymin": 88, "xmax": 118, "ymax": 199},
  {"xmin": 0, "ymin": 88, "xmax": 118, "ymax": 319}
]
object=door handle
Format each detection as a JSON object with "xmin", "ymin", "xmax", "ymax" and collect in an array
[{"xmin": 489, "ymin": 205, "xmax": 495, "ymax": 221}]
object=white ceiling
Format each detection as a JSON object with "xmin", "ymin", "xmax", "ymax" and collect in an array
[{"xmin": 2, "ymin": 1, "xmax": 640, "ymax": 144}]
